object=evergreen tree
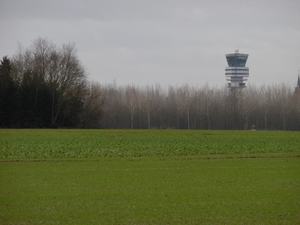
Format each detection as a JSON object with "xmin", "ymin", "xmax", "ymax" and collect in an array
[{"xmin": 0, "ymin": 56, "xmax": 16, "ymax": 127}]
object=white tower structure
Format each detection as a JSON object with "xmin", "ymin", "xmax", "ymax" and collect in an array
[{"xmin": 225, "ymin": 50, "xmax": 249, "ymax": 88}]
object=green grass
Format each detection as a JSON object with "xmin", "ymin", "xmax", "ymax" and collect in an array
[
  {"xmin": 1, "ymin": 157, "xmax": 299, "ymax": 224},
  {"xmin": 1, "ymin": 129, "xmax": 300, "ymax": 159},
  {"xmin": 0, "ymin": 129, "xmax": 300, "ymax": 224}
]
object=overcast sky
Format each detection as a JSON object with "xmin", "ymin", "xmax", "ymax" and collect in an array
[{"xmin": 1, "ymin": 0, "xmax": 299, "ymax": 88}]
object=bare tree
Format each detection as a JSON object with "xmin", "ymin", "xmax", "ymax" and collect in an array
[
  {"xmin": 292, "ymin": 88, "xmax": 300, "ymax": 130},
  {"xmin": 203, "ymin": 84, "xmax": 214, "ymax": 129},
  {"xmin": 12, "ymin": 37, "xmax": 89, "ymax": 127},
  {"xmin": 240, "ymin": 85, "xmax": 258, "ymax": 129},
  {"xmin": 80, "ymin": 82, "xmax": 106, "ymax": 127},
  {"xmin": 144, "ymin": 86, "xmax": 153, "ymax": 129},
  {"xmin": 99, "ymin": 82, "xmax": 297, "ymax": 130},
  {"xmin": 275, "ymin": 84, "xmax": 292, "ymax": 130},
  {"xmin": 258, "ymin": 85, "xmax": 272, "ymax": 129},
  {"xmin": 125, "ymin": 85, "xmax": 139, "ymax": 129},
  {"xmin": 181, "ymin": 84, "xmax": 196, "ymax": 129}
]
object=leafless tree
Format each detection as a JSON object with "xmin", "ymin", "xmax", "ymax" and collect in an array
[
  {"xmin": 80, "ymin": 82, "xmax": 106, "ymax": 127},
  {"xmin": 240, "ymin": 85, "xmax": 258, "ymax": 129},
  {"xmin": 274, "ymin": 84, "xmax": 292, "ymax": 130},
  {"xmin": 12, "ymin": 37, "xmax": 91, "ymax": 127},
  {"xmin": 125, "ymin": 85, "xmax": 140, "ymax": 129},
  {"xmin": 176, "ymin": 84, "xmax": 194, "ymax": 129},
  {"xmin": 258, "ymin": 84, "xmax": 273, "ymax": 129},
  {"xmin": 99, "ymin": 81, "xmax": 297, "ymax": 130},
  {"xmin": 292, "ymin": 88, "xmax": 300, "ymax": 129}
]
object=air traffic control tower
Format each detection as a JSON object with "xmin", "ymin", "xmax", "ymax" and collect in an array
[{"xmin": 225, "ymin": 50, "xmax": 249, "ymax": 88}]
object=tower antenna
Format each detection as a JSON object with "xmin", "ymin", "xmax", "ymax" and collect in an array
[
  {"xmin": 298, "ymin": 68, "xmax": 300, "ymax": 86},
  {"xmin": 295, "ymin": 68, "xmax": 300, "ymax": 94}
]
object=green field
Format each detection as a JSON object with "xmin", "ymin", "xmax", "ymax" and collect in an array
[
  {"xmin": 0, "ymin": 129, "xmax": 300, "ymax": 224},
  {"xmin": 1, "ymin": 129, "xmax": 300, "ymax": 159}
]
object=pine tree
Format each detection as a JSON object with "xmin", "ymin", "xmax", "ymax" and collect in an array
[{"xmin": 0, "ymin": 56, "xmax": 16, "ymax": 127}]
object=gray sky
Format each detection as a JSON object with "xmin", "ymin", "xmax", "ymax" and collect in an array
[{"xmin": 1, "ymin": 0, "xmax": 300, "ymax": 88}]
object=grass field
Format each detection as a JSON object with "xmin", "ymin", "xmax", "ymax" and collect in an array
[
  {"xmin": 0, "ymin": 129, "xmax": 300, "ymax": 224},
  {"xmin": 1, "ymin": 129, "xmax": 300, "ymax": 159}
]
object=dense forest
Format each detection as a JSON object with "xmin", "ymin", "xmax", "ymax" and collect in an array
[{"xmin": 1, "ymin": 38, "xmax": 300, "ymax": 130}]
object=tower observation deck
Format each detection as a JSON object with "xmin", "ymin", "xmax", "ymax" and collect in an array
[{"xmin": 225, "ymin": 50, "xmax": 249, "ymax": 88}]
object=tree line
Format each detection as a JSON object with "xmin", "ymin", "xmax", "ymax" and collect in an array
[
  {"xmin": 100, "ymin": 82, "xmax": 300, "ymax": 130},
  {"xmin": 0, "ymin": 38, "xmax": 105, "ymax": 128},
  {"xmin": 1, "ymin": 37, "xmax": 299, "ymax": 130}
]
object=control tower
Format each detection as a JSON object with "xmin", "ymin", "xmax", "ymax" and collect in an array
[{"xmin": 225, "ymin": 50, "xmax": 249, "ymax": 88}]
